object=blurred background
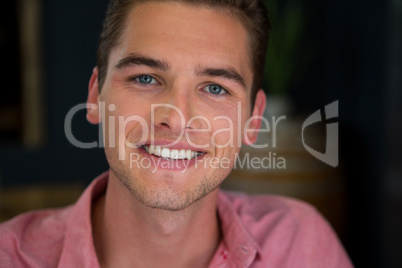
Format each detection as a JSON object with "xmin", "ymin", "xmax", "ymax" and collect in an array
[{"xmin": 0, "ymin": 0, "xmax": 401, "ymax": 267}]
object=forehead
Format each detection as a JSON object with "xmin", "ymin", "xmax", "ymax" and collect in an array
[{"xmin": 110, "ymin": 1, "xmax": 253, "ymax": 88}]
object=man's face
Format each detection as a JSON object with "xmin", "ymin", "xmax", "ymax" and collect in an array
[{"xmin": 87, "ymin": 2, "xmax": 265, "ymax": 210}]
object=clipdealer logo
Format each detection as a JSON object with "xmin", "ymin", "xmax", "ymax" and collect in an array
[
  {"xmin": 301, "ymin": 100, "xmax": 339, "ymax": 167},
  {"xmin": 64, "ymin": 100, "xmax": 339, "ymax": 169}
]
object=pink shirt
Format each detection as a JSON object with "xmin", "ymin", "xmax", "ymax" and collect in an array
[{"xmin": 0, "ymin": 172, "xmax": 353, "ymax": 267}]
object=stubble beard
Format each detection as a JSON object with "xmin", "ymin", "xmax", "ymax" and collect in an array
[{"xmin": 110, "ymin": 164, "xmax": 224, "ymax": 212}]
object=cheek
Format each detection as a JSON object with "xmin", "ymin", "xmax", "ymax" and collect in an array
[
  {"xmin": 211, "ymin": 119, "xmax": 235, "ymax": 147},
  {"xmin": 118, "ymin": 111, "xmax": 151, "ymax": 147},
  {"xmin": 102, "ymin": 101, "xmax": 151, "ymax": 146},
  {"xmin": 209, "ymin": 106, "xmax": 248, "ymax": 148}
]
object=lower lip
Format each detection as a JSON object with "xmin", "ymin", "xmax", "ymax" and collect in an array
[{"xmin": 137, "ymin": 147, "xmax": 205, "ymax": 171}]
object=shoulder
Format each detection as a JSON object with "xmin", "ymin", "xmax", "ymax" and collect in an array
[
  {"xmin": 218, "ymin": 190, "xmax": 353, "ymax": 267},
  {"xmin": 218, "ymin": 190, "xmax": 329, "ymax": 243},
  {"xmin": 0, "ymin": 207, "xmax": 72, "ymax": 267},
  {"xmin": 219, "ymin": 190, "xmax": 318, "ymax": 223}
]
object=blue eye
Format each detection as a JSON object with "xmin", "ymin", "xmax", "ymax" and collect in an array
[
  {"xmin": 136, "ymin": 75, "xmax": 157, "ymax": 85},
  {"xmin": 205, "ymin": 84, "xmax": 226, "ymax": 95}
]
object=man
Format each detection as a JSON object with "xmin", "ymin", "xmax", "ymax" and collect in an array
[{"xmin": 0, "ymin": 0, "xmax": 353, "ymax": 267}]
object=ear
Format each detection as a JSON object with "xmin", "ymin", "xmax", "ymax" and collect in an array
[
  {"xmin": 87, "ymin": 67, "xmax": 101, "ymax": 124},
  {"xmin": 243, "ymin": 89, "xmax": 266, "ymax": 145}
]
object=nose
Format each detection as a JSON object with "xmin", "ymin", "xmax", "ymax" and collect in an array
[{"xmin": 151, "ymin": 85, "xmax": 199, "ymax": 133}]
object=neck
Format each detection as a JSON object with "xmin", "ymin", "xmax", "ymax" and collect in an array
[{"xmin": 92, "ymin": 171, "xmax": 221, "ymax": 268}]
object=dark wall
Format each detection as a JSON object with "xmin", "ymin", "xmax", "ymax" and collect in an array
[
  {"xmin": 325, "ymin": 0, "xmax": 387, "ymax": 267},
  {"xmin": 293, "ymin": 0, "xmax": 401, "ymax": 267},
  {"xmin": 0, "ymin": 0, "xmax": 110, "ymax": 186}
]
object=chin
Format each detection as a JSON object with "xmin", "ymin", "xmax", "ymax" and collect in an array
[{"xmin": 112, "ymin": 165, "xmax": 223, "ymax": 211}]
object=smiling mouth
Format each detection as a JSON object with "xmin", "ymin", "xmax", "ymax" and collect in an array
[{"xmin": 142, "ymin": 145, "xmax": 204, "ymax": 160}]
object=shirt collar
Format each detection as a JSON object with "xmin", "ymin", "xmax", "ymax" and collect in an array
[
  {"xmin": 214, "ymin": 190, "xmax": 260, "ymax": 267},
  {"xmin": 58, "ymin": 171, "xmax": 108, "ymax": 267},
  {"xmin": 57, "ymin": 172, "xmax": 260, "ymax": 267}
]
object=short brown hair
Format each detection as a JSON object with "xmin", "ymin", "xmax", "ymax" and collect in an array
[{"xmin": 96, "ymin": 0, "xmax": 270, "ymax": 103}]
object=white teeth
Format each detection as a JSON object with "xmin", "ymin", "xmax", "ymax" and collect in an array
[
  {"xmin": 144, "ymin": 146, "xmax": 201, "ymax": 160},
  {"xmin": 154, "ymin": 146, "xmax": 161, "ymax": 156},
  {"xmin": 179, "ymin": 149, "xmax": 186, "ymax": 159},
  {"xmin": 185, "ymin": 150, "xmax": 192, "ymax": 160},
  {"xmin": 170, "ymin": 149, "xmax": 179, "ymax": 159},
  {"xmin": 161, "ymin": 148, "xmax": 170, "ymax": 158}
]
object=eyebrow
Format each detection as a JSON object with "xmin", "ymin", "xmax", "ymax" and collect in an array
[
  {"xmin": 115, "ymin": 53, "xmax": 170, "ymax": 72},
  {"xmin": 196, "ymin": 66, "xmax": 246, "ymax": 89},
  {"xmin": 115, "ymin": 54, "xmax": 246, "ymax": 89}
]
